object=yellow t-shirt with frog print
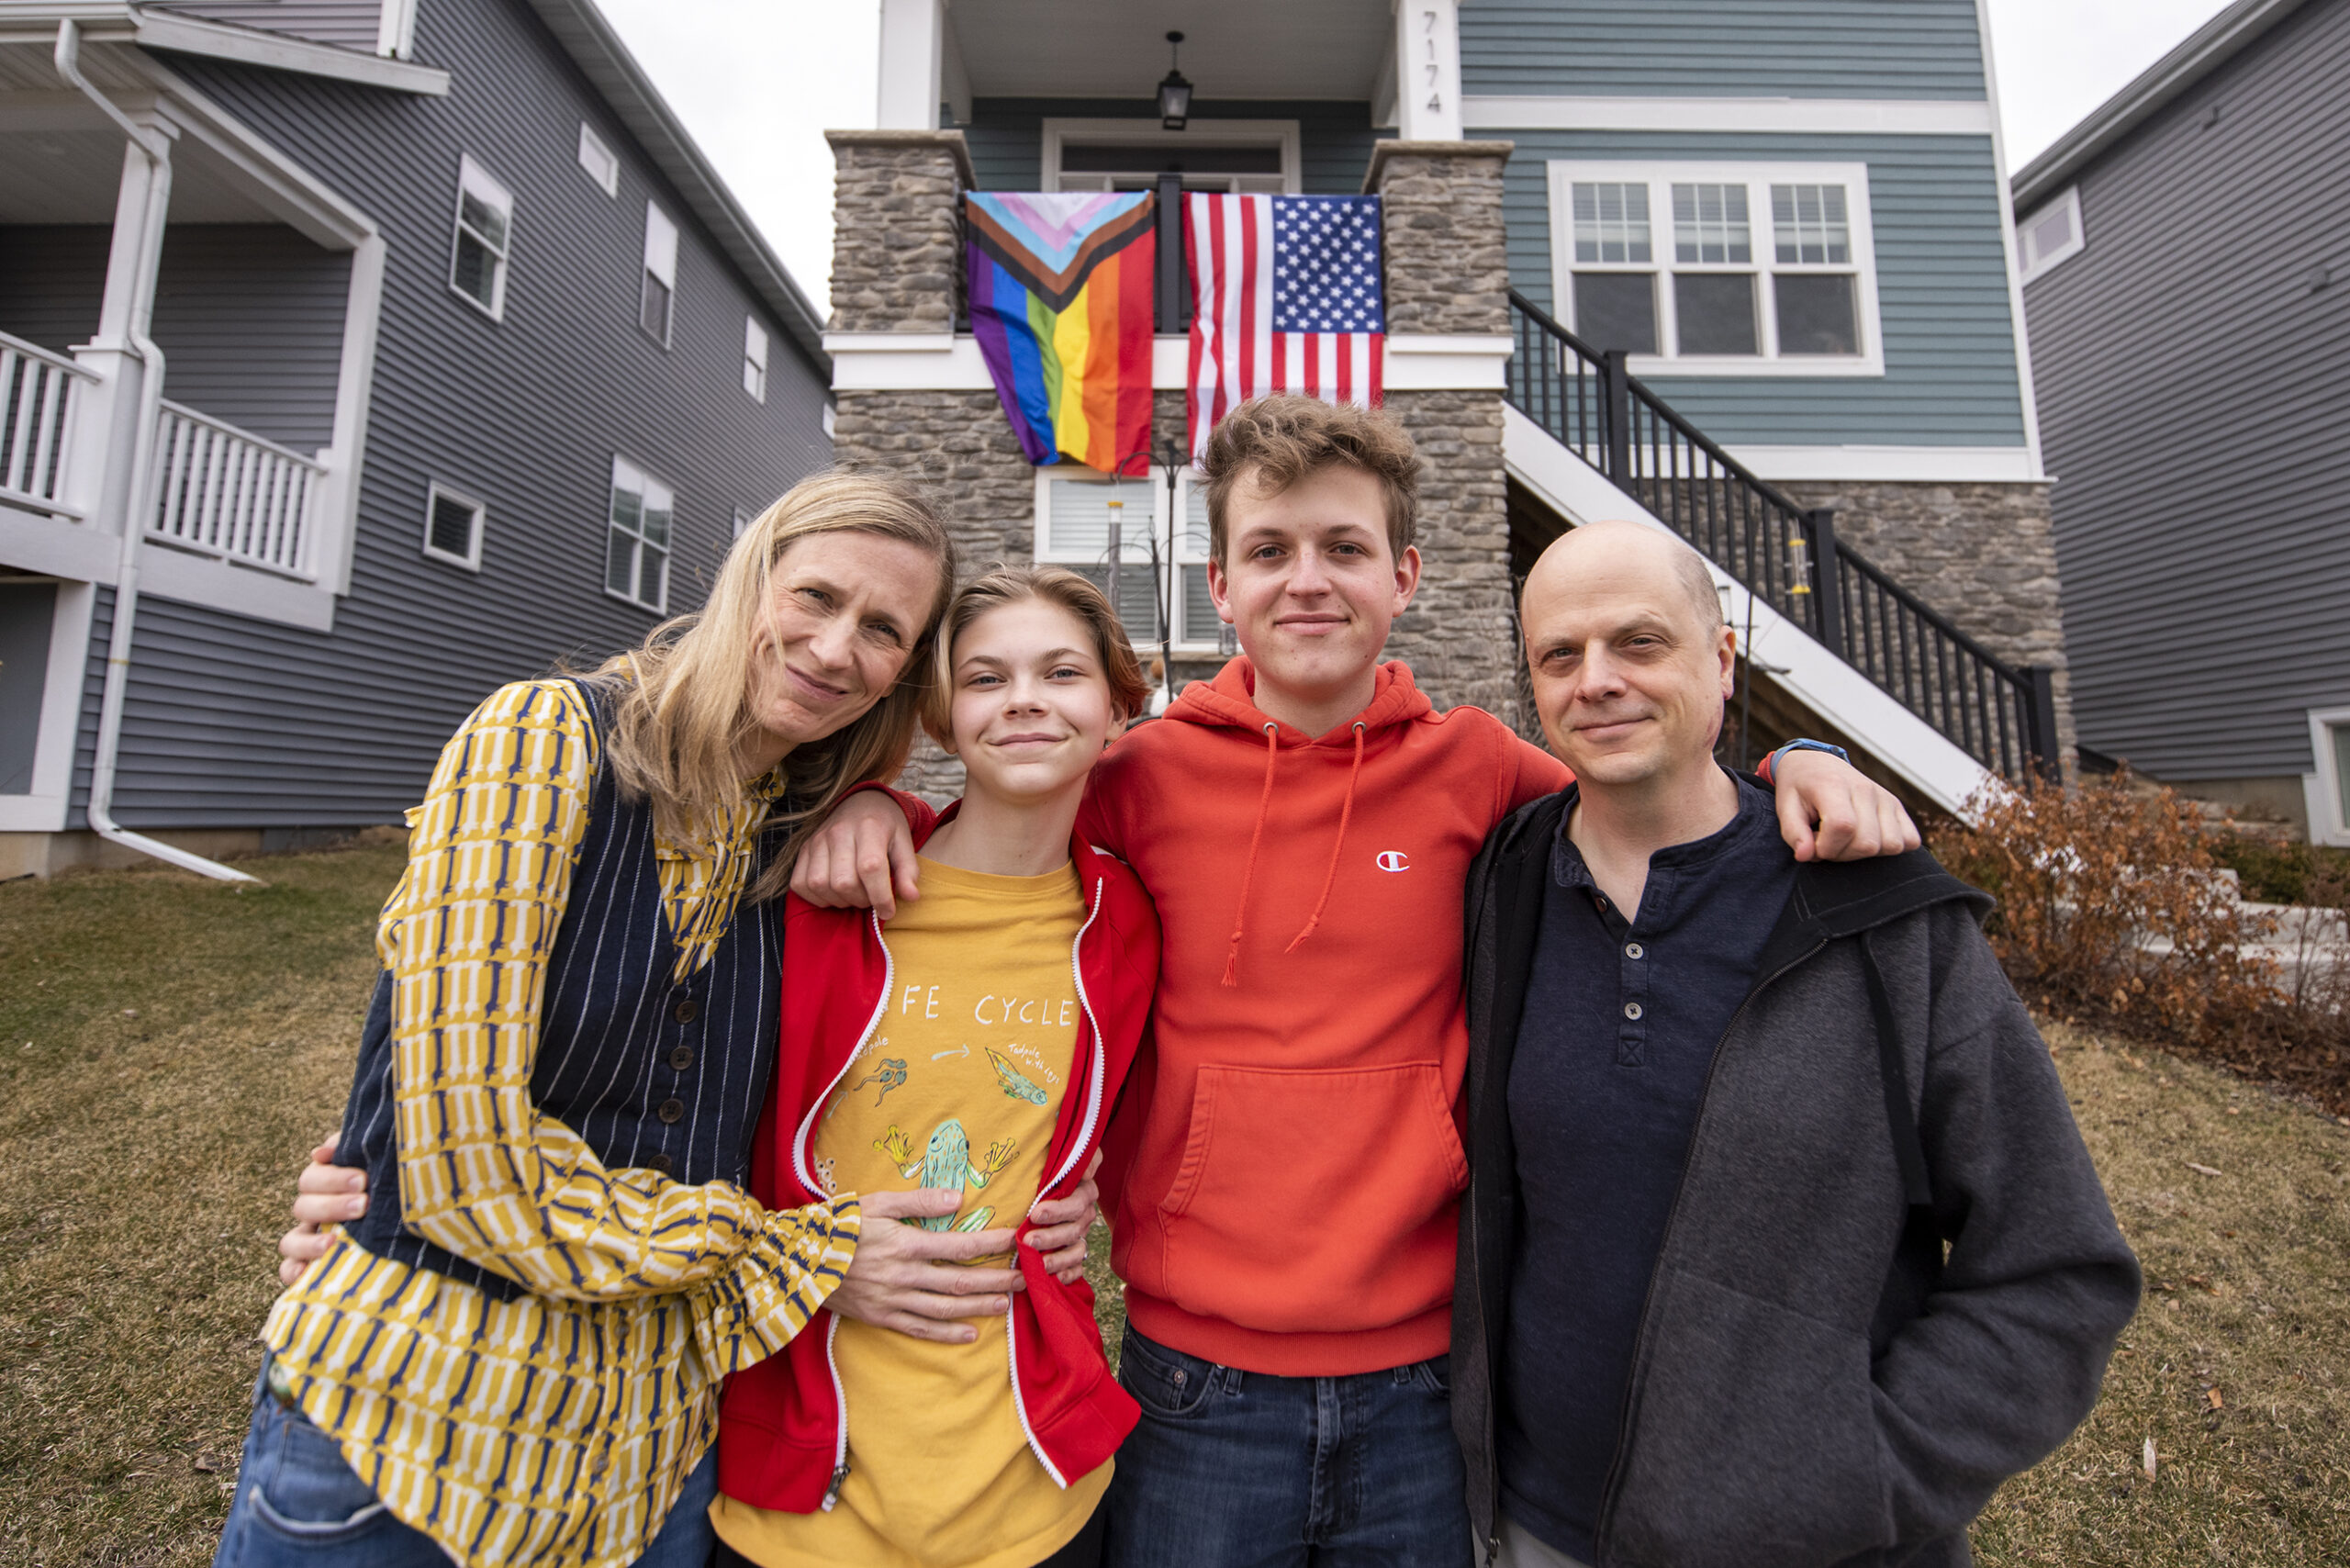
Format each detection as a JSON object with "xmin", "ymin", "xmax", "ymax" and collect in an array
[{"xmin": 710, "ymin": 855, "xmax": 1111, "ymax": 1568}]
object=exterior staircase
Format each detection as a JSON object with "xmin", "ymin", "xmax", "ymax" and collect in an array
[{"xmin": 1500, "ymin": 292, "xmax": 2062, "ymax": 814}]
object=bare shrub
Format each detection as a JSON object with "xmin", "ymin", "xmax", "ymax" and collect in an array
[{"xmin": 1931, "ymin": 769, "xmax": 2350, "ymax": 1114}]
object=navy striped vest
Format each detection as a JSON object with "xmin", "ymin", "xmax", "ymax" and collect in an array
[{"xmin": 337, "ymin": 678, "xmax": 785, "ymax": 1301}]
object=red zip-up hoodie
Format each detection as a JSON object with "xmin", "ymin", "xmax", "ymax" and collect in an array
[{"xmin": 716, "ymin": 807, "xmax": 1161, "ymax": 1514}]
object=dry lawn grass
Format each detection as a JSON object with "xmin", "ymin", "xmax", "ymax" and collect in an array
[
  {"xmin": 2, "ymin": 850, "xmax": 2346, "ymax": 1564},
  {"xmin": 0, "ymin": 843, "xmax": 405, "ymax": 1567},
  {"xmin": 1971, "ymin": 1024, "xmax": 2350, "ymax": 1564}
]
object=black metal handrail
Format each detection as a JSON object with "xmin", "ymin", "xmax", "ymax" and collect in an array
[{"xmin": 1505, "ymin": 290, "xmax": 2059, "ymax": 780}]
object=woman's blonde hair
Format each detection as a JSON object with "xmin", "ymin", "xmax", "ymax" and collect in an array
[
  {"xmin": 921, "ymin": 565, "xmax": 1154, "ymax": 749},
  {"xmin": 594, "ymin": 470, "xmax": 956, "ymax": 896}
]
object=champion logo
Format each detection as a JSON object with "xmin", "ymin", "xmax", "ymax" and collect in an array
[{"xmin": 1374, "ymin": 850, "xmax": 1411, "ymax": 873}]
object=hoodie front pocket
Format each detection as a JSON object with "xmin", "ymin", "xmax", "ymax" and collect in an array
[{"xmin": 1157, "ymin": 1061, "xmax": 1470, "ymax": 1336}]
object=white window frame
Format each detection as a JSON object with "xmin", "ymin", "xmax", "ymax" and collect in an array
[
  {"xmin": 1033, "ymin": 465, "xmax": 1223, "ymax": 652},
  {"xmin": 448, "ymin": 155, "xmax": 515, "ymax": 321},
  {"xmin": 376, "ymin": 0, "xmax": 419, "ymax": 59},
  {"xmin": 2017, "ymin": 185, "xmax": 2086, "ymax": 285},
  {"xmin": 743, "ymin": 316, "xmax": 769, "ymax": 402},
  {"xmin": 641, "ymin": 202, "xmax": 678, "ymax": 348},
  {"xmin": 606, "ymin": 455, "xmax": 674, "ymax": 613},
  {"xmin": 2306, "ymin": 706, "xmax": 2350, "ymax": 847},
  {"xmin": 577, "ymin": 121, "xmax": 619, "ymax": 197},
  {"xmin": 733, "ymin": 506, "xmax": 753, "ymax": 539},
  {"xmin": 1547, "ymin": 160, "xmax": 1885, "ymax": 377},
  {"xmin": 1042, "ymin": 118, "xmax": 1303, "ymax": 196},
  {"xmin": 421, "ymin": 482, "xmax": 486, "ymax": 572}
]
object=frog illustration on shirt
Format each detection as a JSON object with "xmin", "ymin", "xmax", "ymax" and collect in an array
[{"xmin": 874, "ymin": 1117, "xmax": 1017, "ymax": 1231}]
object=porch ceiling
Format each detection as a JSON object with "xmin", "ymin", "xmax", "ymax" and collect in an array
[
  {"xmin": 949, "ymin": 0, "xmax": 1390, "ymax": 103},
  {"xmin": 0, "ymin": 102, "xmax": 285, "ymax": 223}
]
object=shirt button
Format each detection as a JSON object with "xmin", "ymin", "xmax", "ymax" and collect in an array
[
  {"xmin": 657, "ymin": 1098, "xmax": 685, "ymax": 1124},
  {"xmin": 669, "ymin": 1045, "xmax": 695, "ymax": 1071},
  {"xmin": 1624, "ymin": 1002, "xmax": 1644, "ymax": 1021},
  {"xmin": 673, "ymin": 998, "xmax": 699, "ymax": 1024},
  {"xmin": 646, "ymin": 1152, "xmax": 676, "ymax": 1176},
  {"xmin": 1625, "ymin": 942, "xmax": 1644, "ymax": 959}
]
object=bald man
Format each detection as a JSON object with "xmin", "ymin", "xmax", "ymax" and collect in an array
[{"xmin": 1449, "ymin": 521, "xmax": 2140, "ymax": 1568}]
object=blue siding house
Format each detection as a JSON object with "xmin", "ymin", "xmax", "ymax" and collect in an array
[
  {"xmin": 825, "ymin": 0, "xmax": 2065, "ymax": 812},
  {"xmin": 0, "ymin": 0, "xmax": 833, "ymax": 878}
]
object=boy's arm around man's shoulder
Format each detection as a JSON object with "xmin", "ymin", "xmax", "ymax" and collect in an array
[{"xmin": 1874, "ymin": 898, "xmax": 2143, "ymax": 1543}]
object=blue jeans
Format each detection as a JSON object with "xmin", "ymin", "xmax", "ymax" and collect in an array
[
  {"xmin": 213, "ymin": 1360, "xmax": 718, "ymax": 1568},
  {"xmin": 1101, "ymin": 1327, "xmax": 1472, "ymax": 1568}
]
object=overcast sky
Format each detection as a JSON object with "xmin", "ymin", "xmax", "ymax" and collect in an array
[{"xmin": 593, "ymin": 0, "xmax": 2236, "ymax": 317}]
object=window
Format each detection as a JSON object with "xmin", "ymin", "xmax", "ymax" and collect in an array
[
  {"xmin": 1548, "ymin": 162, "xmax": 1882, "ymax": 375},
  {"xmin": 449, "ymin": 156, "xmax": 513, "ymax": 319},
  {"xmin": 733, "ymin": 506, "xmax": 752, "ymax": 539},
  {"xmin": 641, "ymin": 203, "xmax": 677, "ymax": 346},
  {"xmin": 607, "ymin": 456, "xmax": 673, "ymax": 611},
  {"xmin": 2017, "ymin": 186, "xmax": 2086, "ymax": 284},
  {"xmin": 743, "ymin": 317, "xmax": 768, "ymax": 402},
  {"xmin": 2309, "ymin": 707, "xmax": 2350, "ymax": 846},
  {"xmin": 1042, "ymin": 118, "xmax": 1301, "ymax": 195},
  {"xmin": 421, "ymin": 484, "xmax": 485, "ymax": 570},
  {"xmin": 1033, "ymin": 466, "xmax": 1221, "ymax": 650},
  {"xmin": 577, "ymin": 122, "xmax": 619, "ymax": 197}
]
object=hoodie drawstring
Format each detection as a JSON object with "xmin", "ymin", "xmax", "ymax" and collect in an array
[
  {"xmin": 1221, "ymin": 722, "xmax": 1282, "ymax": 987},
  {"xmin": 1285, "ymin": 721, "xmax": 1366, "ymax": 954}
]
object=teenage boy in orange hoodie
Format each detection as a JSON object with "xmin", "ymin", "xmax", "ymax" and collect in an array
[{"xmin": 794, "ymin": 396, "xmax": 1919, "ymax": 1567}]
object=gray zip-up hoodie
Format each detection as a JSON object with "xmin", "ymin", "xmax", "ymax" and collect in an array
[{"xmin": 1453, "ymin": 789, "xmax": 2142, "ymax": 1568}]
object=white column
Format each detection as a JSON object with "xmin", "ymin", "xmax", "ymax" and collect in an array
[
  {"xmin": 64, "ymin": 127, "xmax": 174, "ymax": 536},
  {"xmin": 876, "ymin": 0, "xmax": 945, "ymax": 131},
  {"xmin": 1393, "ymin": 0, "xmax": 1463, "ymax": 141}
]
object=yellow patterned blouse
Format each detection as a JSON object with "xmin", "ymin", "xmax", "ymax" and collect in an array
[{"xmin": 262, "ymin": 679, "xmax": 861, "ymax": 1568}]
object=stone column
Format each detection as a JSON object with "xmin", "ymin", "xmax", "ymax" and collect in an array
[
  {"xmin": 824, "ymin": 130, "xmax": 1033, "ymax": 800},
  {"xmin": 1365, "ymin": 140, "xmax": 1523, "ymax": 732}
]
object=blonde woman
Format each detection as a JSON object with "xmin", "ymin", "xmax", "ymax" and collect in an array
[{"xmin": 222, "ymin": 476, "xmax": 1088, "ymax": 1568}]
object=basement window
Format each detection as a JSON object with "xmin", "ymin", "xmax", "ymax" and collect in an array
[
  {"xmin": 1548, "ymin": 161, "xmax": 1884, "ymax": 376},
  {"xmin": 1032, "ymin": 466, "xmax": 1221, "ymax": 652},
  {"xmin": 2310, "ymin": 707, "xmax": 2350, "ymax": 847},
  {"xmin": 422, "ymin": 484, "xmax": 484, "ymax": 571},
  {"xmin": 449, "ymin": 156, "xmax": 513, "ymax": 319}
]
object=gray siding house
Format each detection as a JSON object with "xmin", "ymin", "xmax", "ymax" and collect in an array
[
  {"xmin": 0, "ymin": 0, "xmax": 832, "ymax": 878},
  {"xmin": 834, "ymin": 0, "xmax": 2064, "ymax": 812},
  {"xmin": 2014, "ymin": 0, "xmax": 2350, "ymax": 846}
]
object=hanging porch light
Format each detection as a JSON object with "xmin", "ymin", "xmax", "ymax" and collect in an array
[{"xmin": 1158, "ymin": 31, "xmax": 1192, "ymax": 130}]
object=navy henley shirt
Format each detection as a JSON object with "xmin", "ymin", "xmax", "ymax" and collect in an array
[{"xmin": 1497, "ymin": 772, "xmax": 1797, "ymax": 1560}]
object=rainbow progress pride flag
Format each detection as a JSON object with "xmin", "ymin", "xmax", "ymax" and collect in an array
[{"xmin": 966, "ymin": 191, "xmax": 1155, "ymax": 475}]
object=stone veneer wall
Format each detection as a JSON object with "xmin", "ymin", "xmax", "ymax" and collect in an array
[
  {"xmin": 1363, "ymin": 142, "xmax": 1523, "ymax": 731},
  {"xmin": 1776, "ymin": 477, "xmax": 2078, "ymax": 777}
]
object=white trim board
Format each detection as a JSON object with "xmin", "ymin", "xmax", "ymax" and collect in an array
[
  {"xmin": 825, "ymin": 334, "xmax": 1513, "ymax": 392},
  {"xmin": 1722, "ymin": 445, "xmax": 2042, "ymax": 484},
  {"xmin": 1503, "ymin": 402, "xmax": 1992, "ymax": 814},
  {"xmin": 1464, "ymin": 96, "xmax": 1995, "ymax": 136}
]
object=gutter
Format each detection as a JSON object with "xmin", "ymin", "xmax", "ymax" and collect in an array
[
  {"xmin": 2010, "ymin": 0, "xmax": 2310, "ymax": 212},
  {"xmin": 57, "ymin": 17, "xmax": 262, "ymax": 886}
]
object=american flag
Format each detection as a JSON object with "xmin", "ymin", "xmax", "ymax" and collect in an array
[{"xmin": 1185, "ymin": 193, "xmax": 1385, "ymax": 460}]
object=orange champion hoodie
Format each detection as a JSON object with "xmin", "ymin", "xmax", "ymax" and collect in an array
[{"xmin": 1083, "ymin": 658, "xmax": 1570, "ymax": 1376}]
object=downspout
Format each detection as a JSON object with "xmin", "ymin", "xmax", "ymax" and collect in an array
[{"xmin": 57, "ymin": 20, "xmax": 262, "ymax": 885}]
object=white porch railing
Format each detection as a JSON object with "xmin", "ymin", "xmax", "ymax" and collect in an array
[
  {"xmin": 150, "ymin": 398, "xmax": 327, "ymax": 580},
  {"xmin": 1, "ymin": 330, "xmax": 97, "ymax": 519}
]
